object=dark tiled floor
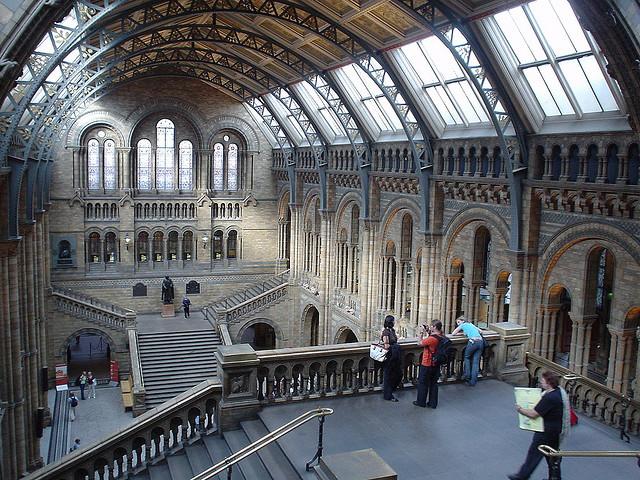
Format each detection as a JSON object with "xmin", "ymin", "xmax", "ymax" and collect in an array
[{"xmin": 259, "ymin": 379, "xmax": 639, "ymax": 480}]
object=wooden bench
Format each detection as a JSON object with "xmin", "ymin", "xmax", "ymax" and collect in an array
[{"xmin": 120, "ymin": 379, "xmax": 133, "ymax": 411}]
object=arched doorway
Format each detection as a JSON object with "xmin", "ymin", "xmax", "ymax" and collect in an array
[
  {"xmin": 336, "ymin": 328, "xmax": 358, "ymax": 343},
  {"xmin": 240, "ymin": 322, "xmax": 276, "ymax": 350},
  {"xmin": 303, "ymin": 306, "xmax": 320, "ymax": 346},
  {"xmin": 66, "ymin": 331, "xmax": 112, "ymax": 382}
]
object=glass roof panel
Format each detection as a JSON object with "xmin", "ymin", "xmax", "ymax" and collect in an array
[
  {"xmin": 494, "ymin": 9, "xmax": 545, "ymax": 64},
  {"xmin": 295, "ymin": 81, "xmax": 347, "ymax": 137},
  {"xmin": 529, "ymin": 0, "xmax": 590, "ymax": 56}
]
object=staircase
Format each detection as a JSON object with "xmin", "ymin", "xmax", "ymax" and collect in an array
[
  {"xmin": 138, "ymin": 330, "xmax": 222, "ymax": 409},
  {"xmin": 210, "ymin": 276, "xmax": 286, "ymax": 311},
  {"xmin": 130, "ymin": 416, "xmax": 302, "ymax": 480}
]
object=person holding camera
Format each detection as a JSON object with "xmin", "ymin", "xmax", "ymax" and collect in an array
[{"xmin": 414, "ymin": 321, "xmax": 443, "ymax": 409}]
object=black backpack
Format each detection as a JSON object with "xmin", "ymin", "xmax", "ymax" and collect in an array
[
  {"xmin": 70, "ymin": 397, "xmax": 78, "ymax": 407},
  {"xmin": 431, "ymin": 334, "xmax": 452, "ymax": 367}
]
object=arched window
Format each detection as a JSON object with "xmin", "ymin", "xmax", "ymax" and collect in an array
[
  {"xmin": 213, "ymin": 230, "xmax": 223, "ymax": 259},
  {"xmin": 87, "ymin": 139, "xmax": 100, "ymax": 190},
  {"xmin": 350, "ymin": 205, "xmax": 360, "ymax": 245},
  {"xmin": 183, "ymin": 231, "xmax": 193, "ymax": 260},
  {"xmin": 104, "ymin": 140, "xmax": 116, "ymax": 189},
  {"xmin": 156, "ymin": 119, "xmax": 175, "ymax": 190},
  {"xmin": 168, "ymin": 231, "xmax": 179, "ymax": 260},
  {"xmin": 227, "ymin": 230, "xmax": 238, "ymax": 259},
  {"xmin": 401, "ymin": 214, "xmax": 413, "ymax": 259},
  {"xmin": 137, "ymin": 232, "xmax": 149, "ymax": 262},
  {"xmin": 153, "ymin": 232, "xmax": 164, "ymax": 261},
  {"xmin": 179, "ymin": 140, "xmax": 193, "ymax": 190},
  {"xmin": 104, "ymin": 232, "xmax": 117, "ymax": 263},
  {"xmin": 227, "ymin": 143, "xmax": 238, "ymax": 190},
  {"xmin": 213, "ymin": 142, "xmax": 224, "ymax": 190},
  {"xmin": 88, "ymin": 232, "xmax": 100, "ymax": 263},
  {"xmin": 137, "ymin": 139, "xmax": 152, "ymax": 190}
]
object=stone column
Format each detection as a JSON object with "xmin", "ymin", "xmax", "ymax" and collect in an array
[
  {"xmin": 559, "ymin": 146, "xmax": 570, "ymax": 181},
  {"xmin": 319, "ymin": 210, "xmax": 335, "ymax": 344},
  {"xmin": 632, "ymin": 327, "xmax": 640, "ymax": 398},
  {"xmin": 214, "ymin": 345, "xmax": 260, "ymax": 432},
  {"xmin": 359, "ymin": 220, "xmax": 376, "ymax": 341},
  {"xmin": 489, "ymin": 322, "xmax": 531, "ymax": 385},
  {"xmin": 616, "ymin": 152, "xmax": 628, "ymax": 185},
  {"xmin": 606, "ymin": 326, "xmax": 636, "ymax": 393},
  {"xmin": 120, "ymin": 148, "xmax": 132, "ymax": 190},
  {"xmin": 574, "ymin": 315, "xmax": 597, "ymax": 376},
  {"xmin": 577, "ymin": 147, "xmax": 588, "ymax": 182},
  {"xmin": 596, "ymin": 151, "xmax": 608, "ymax": 183},
  {"xmin": 492, "ymin": 287, "xmax": 507, "ymax": 323},
  {"xmin": 288, "ymin": 204, "xmax": 302, "ymax": 283}
]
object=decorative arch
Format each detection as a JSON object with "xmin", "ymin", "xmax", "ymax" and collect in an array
[
  {"xmin": 58, "ymin": 328, "xmax": 117, "ymax": 358},
  {"xmin": 302, "ymin": 304, "xmax": 321, "ymax": 347},
  {"xmin": 334, "ymin": 326, "xmax": 359, "ymax": 344},
  {"xmin": 67, "ymin": 109, "xmax": 127, "ymax": 146},
  {"xmin": 236, "ymin": 317, "xmax": 284, "ymax": 345},
  {"xmin": 206, "ymin": 115, "xmax": 261, "ymax": 152}
]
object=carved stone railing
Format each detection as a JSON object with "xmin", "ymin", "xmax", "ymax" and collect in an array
[
  {"xmin": 127, "ymin": 327, "xmax": 146, "ymax": 417},
  {"xmin": 22, "ymin": 380, "xmax": 222, "ymax": 480},
  {"xmin": 52, "ymin": 287, "xmax": 136, "ymax": 333},
  {"xmin": 253, "ymin": 335, "xmax": 499, "ymax": 403},
  {"xmin": 526, "ymin": 353, "xmax": 640, "ymax": 436}
]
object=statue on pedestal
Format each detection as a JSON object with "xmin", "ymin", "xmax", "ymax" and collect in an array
[{"xmin": 161, "ymin": 276, "xmax": 174, "ymax": 304}]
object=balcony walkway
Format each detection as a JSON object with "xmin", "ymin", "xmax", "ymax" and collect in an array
[{"xmin": 260, "ymin": 379, "xmax": 639, "ymax": 480}]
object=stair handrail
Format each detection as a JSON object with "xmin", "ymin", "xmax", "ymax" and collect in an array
[
  {"xmin": 127, "ymin": 326, "xmax": 145, "ymax": 415},
  {"xmin": 538, "ymin": 445, "xmax": 640, "ymax": 480},
  {"xmin": 209, "ymin": 270, "xmax": 290, "ymax": 314},
  {"xmin": 190, "ymin": 407, "xmax": 333, "ymax": 480},
  {"xmin": 52, "ymin": 285, "xmax": 135, "ymax": 316}
]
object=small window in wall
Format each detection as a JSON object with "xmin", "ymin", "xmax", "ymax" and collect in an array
[
  {"xmin": 213, "ymin": 230, "xmax": 223, "ymax": 259},
  {"xmin": 227, "ymin": 230, "xmax": 237, "ymax": 259}
]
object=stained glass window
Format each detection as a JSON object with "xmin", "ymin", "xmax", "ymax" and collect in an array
[
  {"xmin": 87, "ymin": 138, "xmax": 100, "ymax": 190},
  {"xmin": 493, "ymin": 0, "xmax": 619, "ymax": 117},
  {"xmin": 213, "ymin": 142, "xmax": 224, "ymax": 190},
  {"xmin": 227, "ymin": 143, "xmax": 238, "ymax": 191},
  {"xmin": 137, "ymin": 139, "xmax": 152, "ymax": 190},
  {"xmin": 156, "ymin": 119, "xmax": 174, "ymax": 190},
  {"xmin": 179, "ymin": 140, "xmax": 193, "ymax": 190},
  {"xmin": 104, "ymin": 140, "xmax": 116, "ymax": 190}
]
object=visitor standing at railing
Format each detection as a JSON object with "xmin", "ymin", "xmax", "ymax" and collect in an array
[
  {"xmin": 413, "ymin": 321, "xmax": 443, "ymax": 409},
  {"xmin": 509, "ymin": 370, "xmax": 571, "ymax": 480},
  {"xmin": 451, "ymin": 316, "xmax": 484, "ymax": 386},
  {"xmin": 381, "ymin": 315, "xmax": 401, "ymax": 402}
]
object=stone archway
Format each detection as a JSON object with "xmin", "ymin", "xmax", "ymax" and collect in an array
[
  {"xmin": 302, "ymin": 305, "xmax": 320, "ymax": 346},
  {"xmin": 62, "ymin": 329, "xmax": 115, "ymax": 383},
  {"xmin": 240, "ymin": 322, "xmax": 276, "ymax": 350},
  {"xmin": 335, "ymin": 327, "xmax": 358, "ymax": 344}
]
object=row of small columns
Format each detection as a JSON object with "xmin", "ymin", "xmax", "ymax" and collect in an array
[{"xmin": 540, "ymin": 147, "xmax": 635, "ymax": 184}]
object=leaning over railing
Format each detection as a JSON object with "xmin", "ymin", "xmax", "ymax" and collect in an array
[
  {"xmin": 538, "ymin": 445, "xmax": 640, "ymax": 480},
  {"xmin": 22, "ymin": 380, "xmax": 222, "ymax": 480},
  {"xmin": 191, "ymin": 408, "xmax": 333, "ymax": 480},
  {"xmin": 253, "ymin": 335, "xmax": 498, "ymax": 403},
  {"xmin": 526, "ymin": 353, "xmax": 640, "ymax": 436}
]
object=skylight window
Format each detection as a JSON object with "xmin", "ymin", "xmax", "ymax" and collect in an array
[
  {"xmin": 340, "ymin": 64, "xmax": 402, "ymax": 132},
  {"xmin": 400, "ymin": 36, "xmax": 490, "ymax": 127},
  {"xmin": 493, "ymin": 0, "xmax": 620, "ymax": 118},
  {"xmin": 294, "ymin": 81, "xmax": 347, "ymax": 138}
]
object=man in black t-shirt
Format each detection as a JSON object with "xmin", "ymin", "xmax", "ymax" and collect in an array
[{"xmin": 509, "ymin": 370, "xmax": 564, "ymax": 480}]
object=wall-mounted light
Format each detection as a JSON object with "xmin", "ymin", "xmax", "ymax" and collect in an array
[
  {"xmin": 202, "ymin": 234, "xmax": 208, "ymax": 249},
  {"xmin": 124, "ymin": 234, "xmax": 131, "ymax": 251}
]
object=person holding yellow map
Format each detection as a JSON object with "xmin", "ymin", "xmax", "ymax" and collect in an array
[{"xmin": 508, "ymin": 370, "xmax": 570, "ymax": 480}]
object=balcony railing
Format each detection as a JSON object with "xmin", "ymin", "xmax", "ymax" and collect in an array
[{"xmin": 526, "ymin": 353, "xmax": 640, "ymax": 436}]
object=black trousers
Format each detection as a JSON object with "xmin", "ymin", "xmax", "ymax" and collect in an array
[
  {"xmin": 515, "ymin": 430, "xmax": 561, "ymax": 479},
  {"xmin": 415, "ymin": 365, "xmax": 439, "ymax": 407},
  {"xmin": 382, "ymin": 361, "xmax": 401, "ymax": 400}
]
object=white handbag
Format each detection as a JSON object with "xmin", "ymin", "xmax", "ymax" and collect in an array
[{"xmin": 369, "ymin": 343, "xmax": 388, "ymax": 362}]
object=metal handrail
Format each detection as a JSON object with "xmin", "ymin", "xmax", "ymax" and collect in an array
[
  {"xmin": 190, "ymin": 407, "xmax": 333, "ymax": 480},
  {"xmin": 538, "ymin": 445, "xmax": 640, "ymax": 480}
]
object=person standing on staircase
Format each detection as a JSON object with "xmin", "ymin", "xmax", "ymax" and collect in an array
[{"xmin": 182, "ymin": 296, "xmax": 191, "ymax": 318}]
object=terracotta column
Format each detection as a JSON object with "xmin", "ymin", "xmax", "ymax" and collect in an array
[{"xmin": 606, "ymin": 326, "xmax": 636, "ymax": 393}]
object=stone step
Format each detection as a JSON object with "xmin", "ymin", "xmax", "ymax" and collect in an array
[
  {"xmin": 185, "ymin": 442, "xmax": 214, "ymax": 477},
  {"xmin": 166, "ymin": 451, "xmax": 193, "ymax": 480},
  {"xmin": 240, "ymin": 419, "xmax": 301, "ymax": 479},
  {"xmin": 140, "ymin": 352, "xmax": 217, "ymax": 363},
  {"xmin": 223, "ymin": 429, "xmax": 271, "ymax": 480},
  {"xmin": 202, "ymin": 435, "xmax": 246, "ymax": 480},
  {"xmin": 139, "ymin": 341, "xmax": 220, "ymax": 351},
  {"xmin": 142, "ymin": 368, "xmax": 217, "ymax": 379}
]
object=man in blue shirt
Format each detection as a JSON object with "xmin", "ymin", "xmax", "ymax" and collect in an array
[{"xmin": 451, "ymin": 316, "xmax": 484, "ymax": 386}]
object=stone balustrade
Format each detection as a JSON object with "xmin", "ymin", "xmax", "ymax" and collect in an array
[
  {"xmin": 22, "ymin": 380, "xmax": 221, "ymax": 480},
  {"xmin": 526, "ymin": 353, "xmax": 640, "ymax": 436},
  {"xmin": 224, "ymin": 283, "xmax": 288, "ymax": 324},
  {"xmin": 53, "ymin": 288, "xmax": 136, "ymax": 333},
  {"xmin": 127, "ymin": 328, "xmax": 146, "ymax": 417}
]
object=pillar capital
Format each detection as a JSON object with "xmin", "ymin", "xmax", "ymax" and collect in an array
[{"xmin": 0, "ymin": 238, "xmax": 20, "ymax": 257}]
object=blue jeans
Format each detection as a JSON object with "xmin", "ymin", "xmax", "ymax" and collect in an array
[{"xmin": 463, "ymin": 340, "xmax": 483, "ymax": 385}]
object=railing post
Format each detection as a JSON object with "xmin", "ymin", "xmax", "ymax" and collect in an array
[
  {"xmin": 487, "ymin": 322, "xmax": 531, "ymax": 384},
  {"xmin": 305, "ymin": 414, "xmax": 327, "ymax": 471}
]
